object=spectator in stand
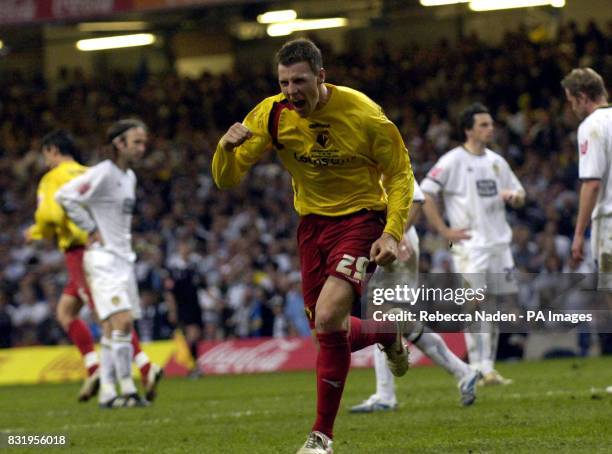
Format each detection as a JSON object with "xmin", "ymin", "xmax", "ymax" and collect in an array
[
  {"xmin": 0, "ymin": 287, "xmax": 14, "ymax": 347},
  {"xmin": 1, "ymin": 19, "xmax": 610, "ymax": 351}
]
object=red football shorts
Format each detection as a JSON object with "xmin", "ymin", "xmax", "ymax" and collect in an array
[
  {"xmin": 64, "ymin": 246, "xmax": 95, "ymax": 310},
  {"xmin": 298, "ymin": 209, "xmax": 385, "ymax": 329}
]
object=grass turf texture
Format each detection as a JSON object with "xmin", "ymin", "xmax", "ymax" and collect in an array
[{"xmin": 1, "ymin": 357, "xmax": 610, "ymax": 453}]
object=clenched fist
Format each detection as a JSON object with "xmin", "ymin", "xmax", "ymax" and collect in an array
[
  {"xmin": 370, "ymin": 232, "xmax": 399, "ymax": 266},
  {"xmin": 221, "ymin": 123, "xmax": 253, "ymax": 152}
]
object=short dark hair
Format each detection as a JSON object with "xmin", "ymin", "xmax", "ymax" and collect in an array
[
  {"xmin": 460, "ymin": 102, "xmax": 490, "ymax": 135},
  {"xmin": 41, "ymin": 129, "xmax": 81, "ymax": 162},
  {"xmin": 561, "ymin": 67, "xmax": 608, "ymax": 102},
  {"xmin": 275, "ymin": 38, "xmax": 323, "ymax": 74},
  {"xmin": 106, "ymin": 118, "xmax": 147, "ymax": 144}
]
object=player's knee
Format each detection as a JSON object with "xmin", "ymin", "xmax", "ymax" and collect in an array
[
  {"xmin": 110, "ymin": 310, "xmax": 133, "ymax": 334},
  {"xmin": 56, "ymin": 306, "xmax": 71, "ymax": 330},
  {"xmin": 314, "ymin": 308, "xmax": 344, "ymax": 333},
  {"xmin": 100, "ymin": 320, "xmax": 112, "ymax": 338},
  {"xmin": 56, "ymin": 297, "xmax": 78, "ymax": 330}
]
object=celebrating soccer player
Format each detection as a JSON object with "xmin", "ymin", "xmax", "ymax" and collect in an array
[{"xmin": 212, "ymin": 38, "xmax": 413, "ymax": 453}]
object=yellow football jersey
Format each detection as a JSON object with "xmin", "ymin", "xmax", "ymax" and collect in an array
[
  {"xmin": 212, "ymin": 84, "xmax": 413, "ymax": 241},
  {"xmin": 28, "ymin": 160, "xmax": 89, "ymax": 251}
]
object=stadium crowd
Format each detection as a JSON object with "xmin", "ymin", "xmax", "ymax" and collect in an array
[{"xmin": 0, "ymin": 19, "xmax": 611, "ymax": 349}]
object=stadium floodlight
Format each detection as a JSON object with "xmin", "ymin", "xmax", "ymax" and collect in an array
[
  {"xmin": 469, "ymin": 0, "xmax": 565, "ymax": 11},
  {"xmin": 420, "ymin": 0, "xmax": 469, "ymax": 6},
  {"xmin": 267, "ymin": 18, "xmax": 348, "ymax": 37},
  {"xmin": 77, "ymin": 21, "xmax": 148, "ymax": 32},
  {"xmin": 76, "ymin": 33, "xmax": 156, "ymax": 51},
  {"xmin": 257, "ymin": 9, "xmax": 297, "ymax": 24}
]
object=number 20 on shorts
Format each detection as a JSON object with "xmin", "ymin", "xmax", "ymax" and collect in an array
[{"xmin": 336, "ymin": 254, "xmax": 369, "ymax": 282}]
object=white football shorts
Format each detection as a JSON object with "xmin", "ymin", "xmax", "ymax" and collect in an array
[
  {"xmin": 451, "ymin": 244, "xmax": 518, "ymax": 295},
  {"xmin": 83, "ymin": 248, "xmax": 142, "ymax": 321}
]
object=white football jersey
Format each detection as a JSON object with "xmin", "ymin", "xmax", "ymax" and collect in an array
[
  {"xmin": 56, "ymin": 160, "xmax": 137, "ymax": 262},
  {"xmin": 577, "ymin": 106, "xmax": 612, "ymax": 219},
  {"xmin": 420, "ymin": 146, "xmax": 524, "ymax": 249},
  {"xmin": 394, "ymin": 179, "xmax": 424, "ymax": 274},
  {"xmin": 413, "ymin": 178, "xmax": 425, "ymax": 204},
  {"xmin": 404, "ymin": 178, "xmax": 425, "ymax": 252}
]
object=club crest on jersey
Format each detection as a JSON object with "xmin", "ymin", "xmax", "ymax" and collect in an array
[
  {"xmin": 316, "ymin": 132, "xmax": 330, "ymax": 148},
  {"xmin": 492, "ymin": 163, "xmax": 500, "ymax": 176},
  {"xmin": 111, "ymin": 296, "xmax": 121, "ymax": 306},
  {"xmin": 580, "ymin": 140, "xmax": 588, "ymax": 155}
]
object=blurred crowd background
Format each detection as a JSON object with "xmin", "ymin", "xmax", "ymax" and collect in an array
[{"xmin": 1, "ymin": 19, "xmax": 611, "ymax": 352}]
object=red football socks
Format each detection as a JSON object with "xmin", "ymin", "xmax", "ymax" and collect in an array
[
  {"xmin": 67, "ymin": 319, "xmax": 98, "ymax": 376},
  {"xmin": 312, "ymin": 331, "xmax": 351, "ymax": 439},
  {"xmin": 348, "ymin": 316, "xmax": 395, "ymax": 352}
]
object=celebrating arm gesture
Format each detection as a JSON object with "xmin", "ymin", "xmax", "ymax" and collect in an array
[{"xmin": 220, "ymin": 123, "xmax": 253, "ymax": 152}]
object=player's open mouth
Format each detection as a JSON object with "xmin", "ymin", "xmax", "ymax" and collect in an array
[{"xmin": 292, "ymin": 100, "xmax": 306, "ymax": 109}]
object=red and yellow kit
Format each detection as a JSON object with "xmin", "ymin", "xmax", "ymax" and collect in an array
[
  {"xmin": 212, "ymin": 84, "xmax": 413, "ymax": 241},
  {"xmin": 29, "ymin": 160, "xmax": 91, "ymax": 301},
  {"xmin": 29, "ymin": 160, "xmax": 89, "ymax": 251}
]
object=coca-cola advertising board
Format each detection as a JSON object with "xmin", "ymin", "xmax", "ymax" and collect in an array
[{"xmin": 186, "ymin": 334, "xmax": 466, "ymax": 376}]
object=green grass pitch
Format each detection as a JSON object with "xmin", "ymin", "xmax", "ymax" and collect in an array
[{"xmin": 1, "ymin": 357, "xmax": 610, "ymax": 453}]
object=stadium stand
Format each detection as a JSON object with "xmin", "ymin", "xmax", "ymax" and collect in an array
[{"xmin": 1, "ymin": 19, "xmax": 610, "ymax": 355}]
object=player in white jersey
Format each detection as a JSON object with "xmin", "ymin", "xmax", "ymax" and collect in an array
[
  {"xmin": 421, "ymin": 103, "xmax": 525, "ymax": 386},
  {"xmin": 350, "ymin": 180, "xmax": 479, "ymax": 412},
  {"xmin": 56, "ymin": 119, "xmax": 150, "ymax": 407},
  {"xmin": 561, "ymin": 68, "xmax": 612, "ymax": 394}
]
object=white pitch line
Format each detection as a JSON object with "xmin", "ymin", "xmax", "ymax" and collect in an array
[{"xmin": 58, "ymin": 409, "xmax": 271, "ymax": 431}]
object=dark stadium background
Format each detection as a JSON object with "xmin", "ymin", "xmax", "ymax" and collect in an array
[{"xmin": 1, "ymin": 0, "xmax": 611, "ymax": 359}]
